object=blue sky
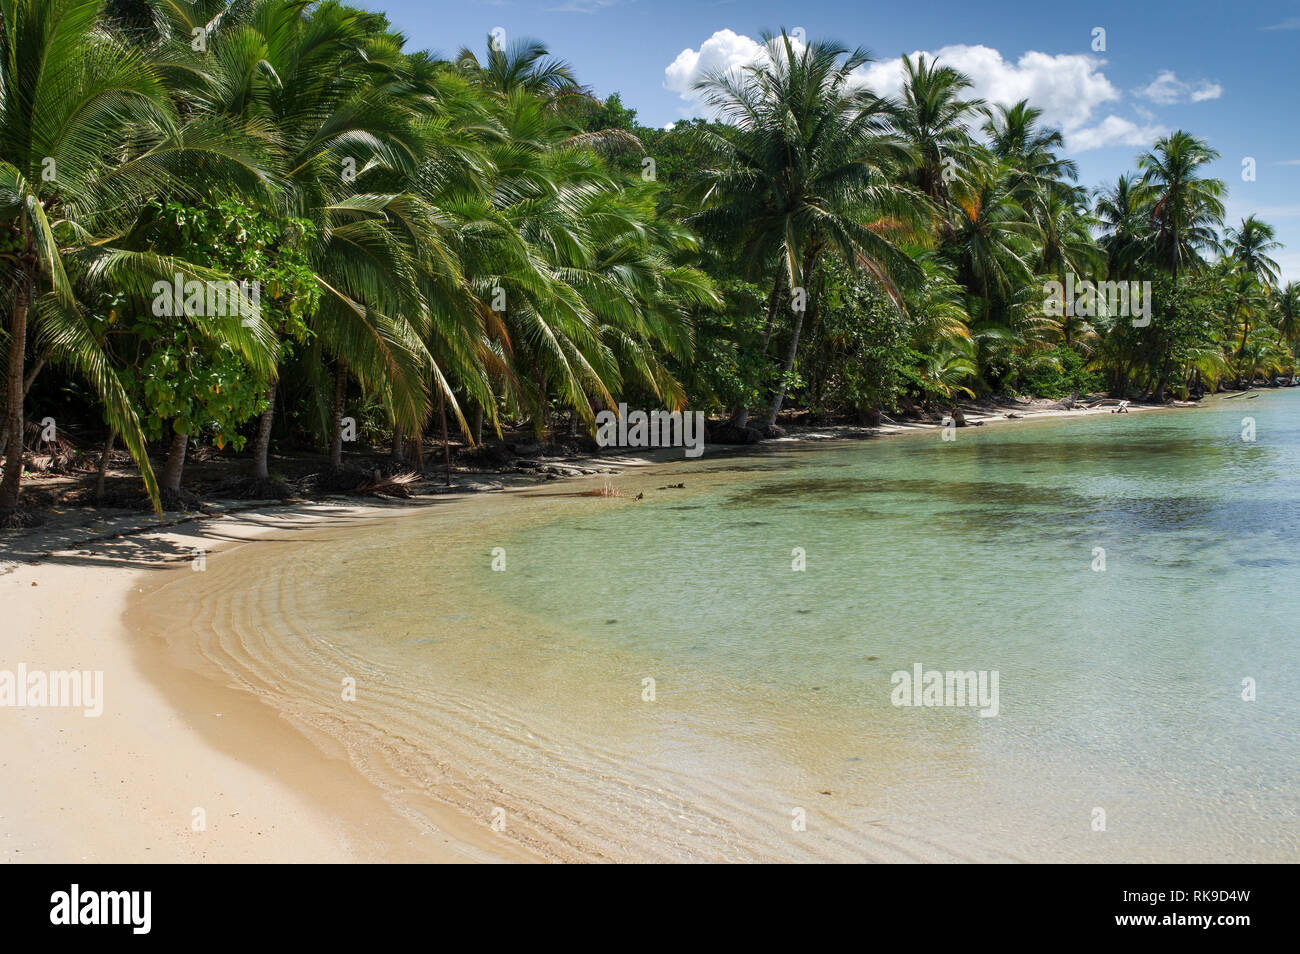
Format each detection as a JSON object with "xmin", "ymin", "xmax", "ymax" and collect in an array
[{"xmin": 364, "ymin": 0, "xmax": 1300, "ymax": 283}]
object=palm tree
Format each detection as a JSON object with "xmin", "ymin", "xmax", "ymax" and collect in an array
[
  {"xmin": 689, "ymin": 31, "xmax": 924, "ymax": 427},
  {"xmin": 1222, "ymin": 266, "xmax": 1268, "ymax": 369},
  {"xmin": 1094, "ymin": 174, "xmax": 1151, "ymax": 279},
  {"xmin": 946, "ymin": 162, "xmax": 1037, "ymax": 313},
  {"xmin": 1035, "ymin": 187, "xmax": 1104, "ymax": 347},
  {"xmin": 1135, "ymin": 131, "xmax": 1225, "ymax": 282},
  {"xmin": 457, "ymin": 34, "xmax": 580, "ymax": 102},
  {"xmin": 1272, "ymin": 282, "xmax": 1300, "ymax": 364},
  {"xmin": 412, "ymin": 58, "xmax": 713, "ymax": 447},
  {"xmin": 919, "ymin": 342, "xmax": 977, "ymax": 408},
  {"xmin": 984, "ymin": 100, "xmax": 1078, "ymax": 191},
  {"xmin": 151, "ymin": 0, "xmax": 442, "ymax": 487},
  {"xmin": 888, "ymin": 54, "xmax": 986, "ymax": 218},
  {"xmin": 1225, "ymin": 216, "xmax": 1282, "ymax": 288},
  {"xmin": 0, "ymin": 0, "xmax": 272, "ymax": 518}
]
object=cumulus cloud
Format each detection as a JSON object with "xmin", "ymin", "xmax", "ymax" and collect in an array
[
  {"xmin": 663, "ymin": 28, "xmax": 769, "ymax": 103},
  {"xmin": 664, "ymin": 31, "xmax": 1163, "ymax": 151},
  {"xmin": 856, "ymin": 45, "xmax": 1122, "ymax": 140},
  {"xmin": 1067, "ymin": 115, "xmax": 1167, "ymax": 152},
  {"xmin": 1135, "ymin": 70, "xmax": 1222, "ymax": 104}
]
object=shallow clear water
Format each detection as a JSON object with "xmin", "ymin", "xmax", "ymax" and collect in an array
[{"xmin": 142, "ymin": 393, "xmax": 1300, "ymax": 862}]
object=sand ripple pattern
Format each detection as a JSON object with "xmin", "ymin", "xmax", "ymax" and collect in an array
[{"xmin": 141, "ymin": 526, "xmax": 1029, "ymax": 864}]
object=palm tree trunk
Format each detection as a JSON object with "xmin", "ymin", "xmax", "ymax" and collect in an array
[
  {"xmin": 471, "ymin": 402, "xmax": 483, "ymax": 445},
  {"xmin": 765, "ymin": 249, "xmax": 818, "ymax": 427},
  {"xmin": 23, "ymin": 355, "xmax": 43, "ymax": 396},
  {"xmin": 765, "ymin": 304, "xmax": 807, "ymax": 427},
  {"xmin": 759, "ymin": 277, "xmax": 784, "ymax": 351},
  {"xmin": 536, "ymin": 369, "xmax": 548, "ymax": 440},
  {"xmin": 0, "ymin": 275, "xmax": 32, "ymax": 512},
  {"xmin": 2, "ymin": 354, "xmax": 44, "ymax": 458},
  {"xmin": 160, "ymin": 429, "xmax": 188, "ymax": 494},
  {"xmin": 438, "ymin": 388, "xmax": 451, "ymax": 488},
  {"xmin": 391, "ymin": 422, "xmax": 404, "ymax": 462},
  {"xmin": 251, "ymin": 380, "xmax": 277, "ymax": 480},
  {"xmin": 3, "ymin": 352, "xmax": 43, "ymax": 456},
  {"xmin": 3, "ymin": 349, "xmax": 46, "ymax": 459},
  {"xmin": 95, "ymin": 429, "xmax": 116, "ymax": 502},
  {"xmin": 732, "ymin": 276, "xmax": 788, "ymax": 428},
  {"xmin": 329, "ymin": 360, "xmax": 347, "ymax": 470}
]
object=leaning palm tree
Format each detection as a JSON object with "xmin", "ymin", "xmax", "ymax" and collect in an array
[
  {"xmin": 0, "ymin": 0, "xmax": 273, "ymax": 519},
  {"xmin": 1225, "ymin": 216, "xmax": 1282, "ymax": 288},
  {"xmin": 688, "ymin": 31, "xmax": 925, "ymax": 426},
  {"xmin": 1135, "ymin": 131, "xmax": 1225, "ymax": 282},
  {"xmin": 149, "ymin": 0, "xmax": 443, "ymax": 486}
]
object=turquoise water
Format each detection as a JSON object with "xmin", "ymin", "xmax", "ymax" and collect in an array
[
  {"xmin": 485, "ymin": 393, "xmax": 1300, "ymax": 859},
  {"xmin": 159, "ymin": 392, "xmax": 1300, "ymax": 861}
]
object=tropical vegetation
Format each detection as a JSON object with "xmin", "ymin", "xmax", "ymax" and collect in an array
[{"xmin": 1, "ymin": 6, "xmax": 1294, "ymax": 522}]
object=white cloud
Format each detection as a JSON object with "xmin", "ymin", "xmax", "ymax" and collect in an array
[
  {"xmin": 1135, "ymin": 70, "xmax": 1222, "ymax": 104},
  {"xmin": 665, "ymin": 32, "xmax": 1160, "ymax": 151},
  {"xmin": 663, "ymin": 28, "xmax": 768, "ymax": 106},
  {"xmin": 855, "ymin": 45, "xmax": 1122, "ymax": 139},
  {"xmin": 1136, "ymin": 71, "xmax": 1183, "ymax": 104},
  {"xmin": 1067, "ymin": 115, "xmax": 1167, "ymax": 152}
]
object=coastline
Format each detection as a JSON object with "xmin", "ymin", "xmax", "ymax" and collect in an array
[
  {"xmin": 1, "ymin": 502, "xmax": 542, "ymax": 862},
  {"xmin": 0, "ymin": 397, "xmax": 1196, "ymax": 864}
]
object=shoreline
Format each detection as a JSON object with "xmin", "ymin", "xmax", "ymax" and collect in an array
[
  {"xmin": 2, "ymin": 393, "xmax": 1183, "ymax": 575},
  {"xmin": 0, "ymin": 396, "xmax": 1199, "ymax": 864},
  {"xmin": 1, "ymin": 502, "xmax": 540, "ymax": 862}
]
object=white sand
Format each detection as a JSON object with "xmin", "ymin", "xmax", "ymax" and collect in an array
[{"xmin": 0, "ymin": 504, "xmax": 533, "ymax": 863}]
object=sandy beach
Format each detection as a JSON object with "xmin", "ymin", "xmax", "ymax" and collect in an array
[
  {"xmin": 0, "ymin": 401, "xmax": 1187, "ymax": 864},
  {"xmin": 0, "ymin": 502, "xmax": 552, "ymax": 862}
]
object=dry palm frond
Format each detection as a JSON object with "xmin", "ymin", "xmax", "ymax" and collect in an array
[
  {"xmin": 22, "ymin": 421, "xmax": 83, "ymax": 473},
  {"xmin": 577, "ymin": 479, "xmax": 639, "ymax": 498},
  {"xmin": 356, "ymin": 470, "xmax": 425, "ymax": 497}
]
